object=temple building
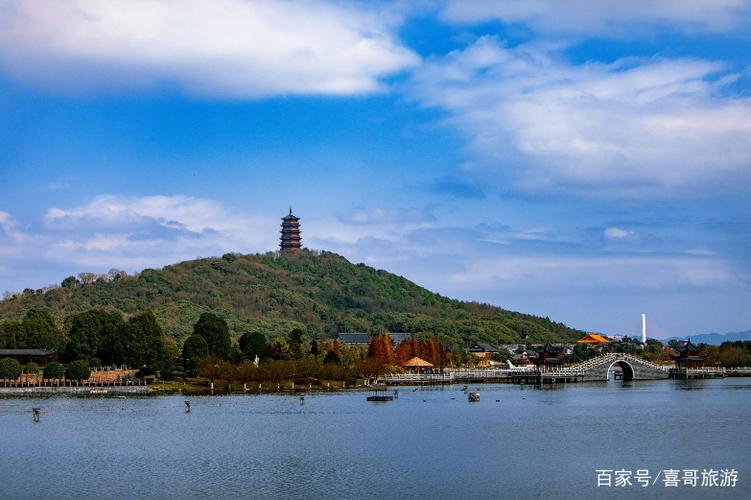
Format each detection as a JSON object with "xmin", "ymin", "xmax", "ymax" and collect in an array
[
  {"xmin": 280, "ymin": 208, "xmax": 302, "ymax": 252},
  {"xmin": 533, "ymin": 343, "xmax": 566, "ymax": 371},
  {"xmin": 671, "ymin": 339, "xmax": 704, "ymax": 369}
]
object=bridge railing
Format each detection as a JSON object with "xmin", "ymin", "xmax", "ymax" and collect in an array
[
  {"xmin": 380, "ymin": 373, "xmax": 455, "ymax": 383},
  {"xmin": 448, "ymin": 368, "xmax": 536, "ymax": 379},
  {"xmin": 565, "ymin": 353, "xmax": 671, "ymax": 373}
]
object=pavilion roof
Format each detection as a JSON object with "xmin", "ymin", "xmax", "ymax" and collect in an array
[
  {"xmin": 577, "ymin": 333, "xmax": 610, "ymax": 343},
  {"xmin": 403, "ymin": 356, "xmax": 434, "ymax": 368}
]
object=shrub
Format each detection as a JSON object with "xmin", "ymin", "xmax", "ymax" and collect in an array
[
  {"xmin": 65, "ymin": 360, "xmax": 91, "ymax": 381},
  {"xmin": 24, "ymin": 362, "xmax": 40, "ymax": 374},
  {"xmin": 0, "ymin": 358, "xmax": 22, "ymax": 380},
  {"xmin": 43, "ymin": 361, "xmax": 65, "ymax": 379}
]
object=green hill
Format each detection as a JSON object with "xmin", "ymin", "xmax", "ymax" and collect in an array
[{"xmin": 0, "ymin": 250, "xmax": 581, "ymax": 349}]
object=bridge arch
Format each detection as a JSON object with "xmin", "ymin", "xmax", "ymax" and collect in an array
[{"xmin": 607, "ymin": 359, "xmax": 634, "ymax": 381}]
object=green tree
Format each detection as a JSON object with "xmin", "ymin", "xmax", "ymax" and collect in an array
[
  {"xmin": 182, "ymin": 335, "xmax": 209, "ymax": 373},
  {"xmin": 0, "ymin": 358, "xmax": 22, "ymax": 380},
  {"xmin": 65, "ymin": 360, "xmax": 91, "ymax": 381},
  {"xmin": 64, "ymin": 310, "xmax": 125, "ymax": 363},
  {"xmin": 161, "ymin": 336, "xmax": 181, "ymax": 369},
  {"xmin": 239, "ymin": 331, "xmax": 267, "ymax": 359},
  {"xmin": 193, "ymin": 312, "xmax": 231, "ymax": 358},
  {"xmin": 0, "ymin": 320, "xmax": 24, "ymax": 349},
  {"xmin": 60, "ymin": 276, "xmax": 79, "ymax": 289},
  {"xmin": 288, "ymin": 327, "xmax": 304, "ymax": 359},
  {"xmin": 22, "ymin": 308, "xmax": 63, "ymax": 352},
  {"xmin": 43, "ymin": 361, "xmax": 65, "ymax": 379},
  {"xmin": 24, "ymin": 362, "xmax": 40, "ymax": 374},
  {"xmin": 120, "ymin": 311, "xmax": 164, "ymax": 368}
]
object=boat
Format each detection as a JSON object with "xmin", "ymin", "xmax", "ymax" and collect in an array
[
  {"xmin": 468, "ymin": 392, "xmax": 480, "ymax": 402},
  {"xmin": 366, "ymin": 384, "xmax": 394, "ymax": 402}
]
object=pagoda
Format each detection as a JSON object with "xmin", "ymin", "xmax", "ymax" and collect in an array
[
  {"xmin": 671, "ymin": 339, "xmax": 704, "ymax": 369},
  {"xmin": 280, "ymin": 208, "xmax": 302, "ymax": 252}
]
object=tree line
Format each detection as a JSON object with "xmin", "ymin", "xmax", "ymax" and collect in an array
[{"xmin": 0, "ymin": 307, "xmax": 168, "ymax": 371}]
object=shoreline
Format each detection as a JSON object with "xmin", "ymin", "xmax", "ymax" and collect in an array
[{"xmin": 2, "ymin": 374, "xmax": 747, "ymax": 398}]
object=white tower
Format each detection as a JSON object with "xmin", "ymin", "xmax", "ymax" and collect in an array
[{"xmin": 641, "ymin": 313, "xmax": 647, "ymax": 345}]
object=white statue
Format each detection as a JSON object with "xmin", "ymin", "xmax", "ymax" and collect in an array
[{"xmin": 253, "ymin": 355, "xmax": 260, "ymax": 368}]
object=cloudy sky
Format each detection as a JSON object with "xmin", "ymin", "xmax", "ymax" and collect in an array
[{"xmin": 1, "ymin": 0, "xmax": 750, "ymax": 338}]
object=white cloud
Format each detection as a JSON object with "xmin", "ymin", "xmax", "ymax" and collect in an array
[
  {"xmin": 449, "ymin": 255, "xmax": 734, "ymax": 291},
  {"xmin": 38, "ymin": 195, "xmax": 276, "ymax": 269},
  {"xmin": 604, "ymin": 227, "xmax": 631, "ymax": 239},
  {"xmin": 338, "ymin": 206, "xmax": 436, "ymax": 226},
  {"xmin": 0, "ymin": 0, "xmax": 418, "ymax": 97},
  {"xmin": 441, "ymin": 0, "xmax": 751, "ymax": 35},
  {"xmin": 410, "ymin": 37, "xmax": 751, "ymax": 196},
  {"xmin": 0, "ymin": 211, "xmax": 26, "ymax": 243}
]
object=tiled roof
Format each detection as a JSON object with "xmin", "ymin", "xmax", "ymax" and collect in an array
[
  {"xmin": 0, "ymin": 349, "xmax": 53, "ymax": 356},
  {"xmin": 388, "ymin": 333, "xmax": 412, "ymax": 344},
  {"xmin": 336, "ymin": 333, "xmax": 371, "ymax": 345},
  {"xmin": 469, "ymin": 343, "xmax": 499, "ymax": 352}
]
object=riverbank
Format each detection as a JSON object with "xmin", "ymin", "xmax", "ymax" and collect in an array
[{"xmin": 0, "ymin": 385, "xmax": 150, "ymax": 396}]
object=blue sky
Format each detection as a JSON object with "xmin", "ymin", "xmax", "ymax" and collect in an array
[{"xmin": 1, "ymin": 0, "xmax": 750, "ymax": 338}]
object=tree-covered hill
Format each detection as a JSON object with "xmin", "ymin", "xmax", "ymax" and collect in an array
[{"xmin": 0, "ymin": 250, "xmax": 581, "ymax": 349}]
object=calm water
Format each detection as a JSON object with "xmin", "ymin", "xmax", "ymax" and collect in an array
[{"xmin": 1, "ymin": 378, "xmax": 749, "ymax": 499}]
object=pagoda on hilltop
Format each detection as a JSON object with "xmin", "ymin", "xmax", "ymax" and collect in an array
[{"xmin": 280, "ymin": 208, "xmax": 302, "ymax": 252}]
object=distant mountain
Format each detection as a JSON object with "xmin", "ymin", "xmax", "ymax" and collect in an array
[
  {"xmin": 670, "ymin": 330, "xmax": 751, "ymax": 345},
  {"xmin": 0, "ymin": 250, "xmax": 582, "ymax": 347}
]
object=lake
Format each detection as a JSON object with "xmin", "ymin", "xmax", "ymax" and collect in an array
[{"xmin": 1, "ymin": 378, "xmax": 749, "ymax": 499}]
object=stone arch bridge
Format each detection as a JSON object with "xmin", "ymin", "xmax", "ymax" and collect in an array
[{"xmin": 551, "ymin": 352, "xmax": 670, "ymax": 381}]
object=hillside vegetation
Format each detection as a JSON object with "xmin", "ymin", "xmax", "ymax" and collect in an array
[{"xmin": 0, "ymin": 250, "xmax": 581, "ymax": 349}]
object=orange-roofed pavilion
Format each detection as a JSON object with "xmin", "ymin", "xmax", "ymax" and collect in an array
[{"xmin": 577, "ymin": 333, "xmax": 610, "ymax": 343}]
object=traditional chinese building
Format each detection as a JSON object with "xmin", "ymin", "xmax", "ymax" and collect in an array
[
  {"xmin": 533, "ymin": 343, "xmax": 566, "ymax": 371},
  {"xmin": 280, "ymin": 208, "xmax": 302, "ymax": 252},
  {"xmin": 671, "ymin": 339, "xmax": 704, "ymax": 369},
  {"xmin": 576, "ymin": 333, "xmax": 610, "ymax": 344},
  {"xmin": 469, "ymin": 343, "xmax": 500, "ymax": 359},
  {"xmin": 0, "ymin": 349, "xmax": 54, "ymax": 366}
]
